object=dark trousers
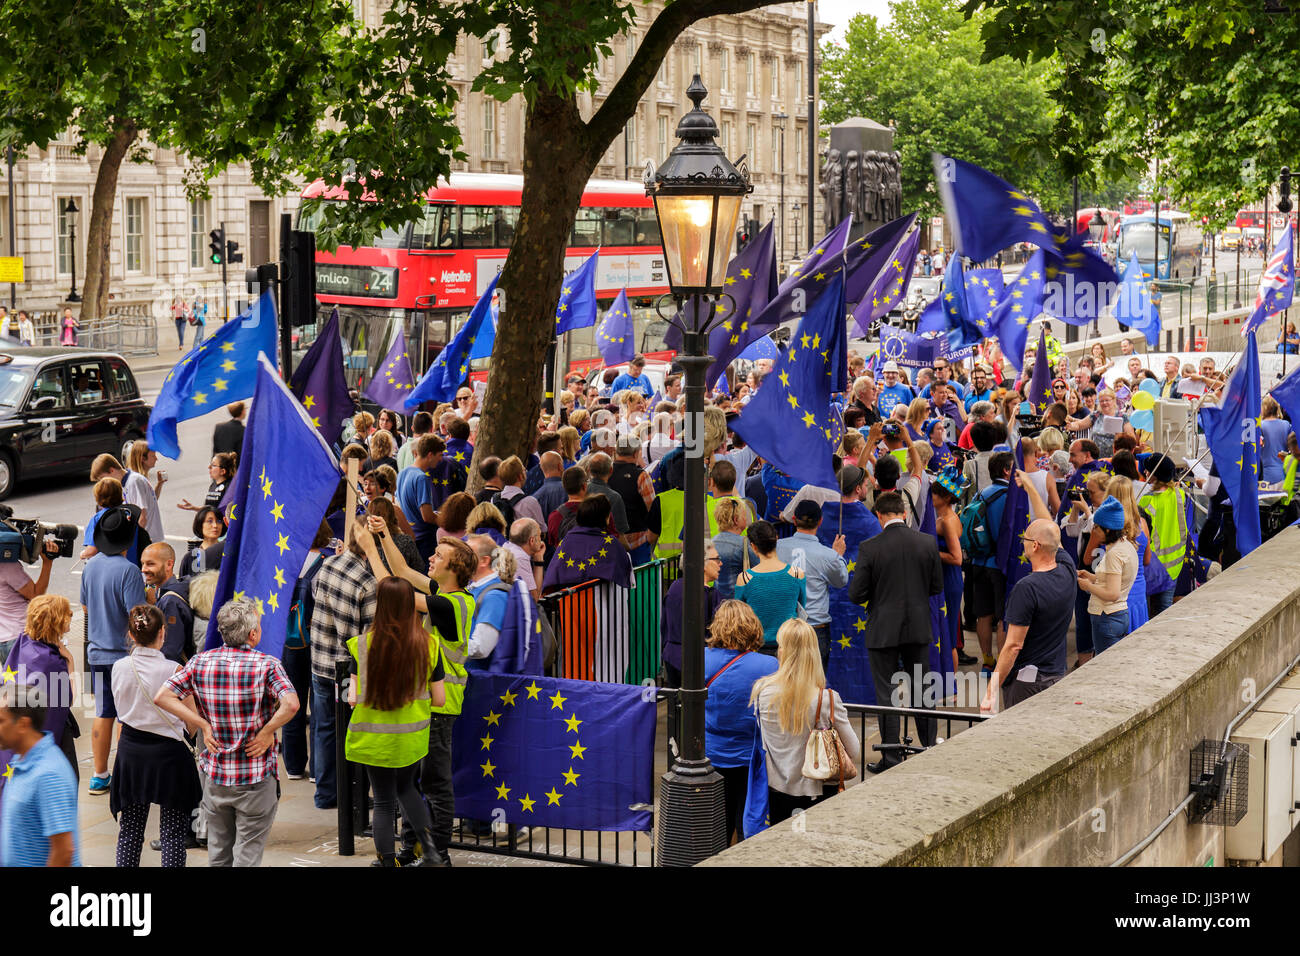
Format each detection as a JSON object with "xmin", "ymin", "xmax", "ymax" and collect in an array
[
  {"xmin": 812, "ymin": 623, "xmax": 830, "ymax": 674},
  {"xmin": 281, "ymin": 644, "xmax": 312, "ymax": 777},
  {"xmin": 662, "ymin": 662, "xmax": 681, "ymax": 688},
  {"xmin": 367, "ymin": 761, "xmax": 433, "ymax": 859},
  {"xmin": 1073, "ymin": 586, "xmax": 1094, "ymax": 656},
  {"xmin": 867, "ymin": 642, "xmax": 935, "ymax": 764},
  {"xmin": 1002, "ymin": 673, "xmax": 1062, "ymax": 709},
  {"xmin": 718, "ymin": 764, "xmax": 749, "ymax": 845},
  {"xmin": 401, "ymin": 714, "xmax": 456, "ymax": 853},
  {"xmin": 767, "ymin": 784, "xmax": 840, "ymax": 824}
]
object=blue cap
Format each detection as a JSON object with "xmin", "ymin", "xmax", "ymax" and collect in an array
[
  {"xmin": 991, "ymin": 442, "xmax": 1011, "ymax": 453},
  {"xmin": 1093, "ymin": 496, "xmax": 1126, "ymax": 530}
]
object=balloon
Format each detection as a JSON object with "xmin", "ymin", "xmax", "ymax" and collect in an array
[
  {"xmin": 1139, "ymin": 378, "xmax": 1162, "ymax": 399},
  {"xmin": 1130, "ymin": 390, "xmax": 1155, "ymax": 411},
  {"xmin": 1131, "ymin": 409, "xmax": 1155, "ymax": 432}
]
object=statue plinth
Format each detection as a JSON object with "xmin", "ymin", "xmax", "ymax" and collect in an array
[{"xmin": 819, "ymin": 117, "xmax": 902, "ymax": 241}]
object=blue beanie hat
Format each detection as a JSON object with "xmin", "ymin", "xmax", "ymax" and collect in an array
[{"xmin": 1093, "ymin": 496, "xmax": 1126, "ymax": 530}]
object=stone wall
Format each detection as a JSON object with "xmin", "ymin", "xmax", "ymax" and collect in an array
[{"xmin": 706, "ymin": 527, "xmax": 1300, "ymax": 867}]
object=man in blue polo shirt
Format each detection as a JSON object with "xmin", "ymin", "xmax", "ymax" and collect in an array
[
  {"xmin": 396, "ymin": 435, "xmax": 444, "ymax": 562},
  {"xmin": 875, "ymin": 361, "xmax": 915, "ymax": 417},
  {"xmin": 609, "ymin": 354, "xmax": 654, "ymax": 398},
  {"xmin": 0, "ymin": 682, "xmax": 80, "ymax": 866}
]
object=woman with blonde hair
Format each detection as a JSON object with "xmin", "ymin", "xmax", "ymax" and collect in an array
[
  {"xmin": 1106, "ymin": 474, "xmax": 1160, "ymax": 633},
  {"xmin": 1036, "ymin": 426, "xmax": 1065, "ymax": 456},
  {"xmin": 749, "ymin": 619, "xmax": 861, "ymax": 823},
  {"xmin": 4, "ymin": 595, "xmax": 78, "ymax": 773},
  {"xmin": 712, "ymin": 499, "xmax": 754, "ymax": 600},
  {"xmin": 365, "ymin": 429, "xmax": 397, "ymax": 472},
  {"xmin": 705, "ymin": 600, "xmax": 778, "ymax": 843},
  {"xmin": 556, "ymin": 425, "xmax": 581, "ymax": 465},
  {"xmin": 466, "ymin": 501, "xmax": 508, "ymax": 543},
  {"xmin": 904, "ymin": 396, "xmax": 929, "ymax": 441}
]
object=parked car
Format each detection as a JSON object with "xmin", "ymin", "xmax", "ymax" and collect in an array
[{"xmin": 0, "ymin": 348, "xmax": 153, "ymax": 500}]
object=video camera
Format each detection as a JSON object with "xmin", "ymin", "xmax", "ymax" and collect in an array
[
  {"xmin": 0, "ymin": 504, "xmax": 78, "ymax": 564},
  {"xmin": 1016, "ymin": 412, "xmax": 1046, "ymax": 440}
]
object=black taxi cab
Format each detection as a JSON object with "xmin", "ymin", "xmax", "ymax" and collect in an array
[{"xmin": 0, "ymin": 348, "xmax": 153, "ymax": 499}]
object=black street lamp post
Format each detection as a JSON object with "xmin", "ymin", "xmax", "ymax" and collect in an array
[
  {"xmin": 1278, "ymin": 167, "xmax": 1292, "ymax": 376},
  {"xmin": 774, "ymin": 112, "xmax": 787, "ymax": 262},
  {"xmin": 646, "ymin": 75, "xmax": 750, "ymax": 867},
  {"xmin": 65, "ymin": 198, "xmax": 81, "ymax": 303}
]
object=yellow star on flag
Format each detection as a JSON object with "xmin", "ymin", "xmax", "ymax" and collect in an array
[
  {"xmin": 838, "ymin": 636, "xmax": 851, "ymax": 649},
  {"xmin": 213, "ymin": 378, "xmax": 229, "ymax": 392},
  {"xmin": 569, "ymin": 740, "xmax": 587, "ymax": 760},
  {"xmin": 524, "ymin": 681, "xmax": 542, "ymax": 700},
  {"xmin": 481, "ymin": 759, "xmax": 496, "ymax": 777},
  {"xmin": 519, "ymin": 794, "xmax": 536, "ymax": 813},
  {"xmin": 495, "ymin": 783, "xmax": 510, "ymax": 800},
  {"xmin": 220, "ymin": 342, "xmax": 235, "ymax": 352},
  {"xmin": 564, "ymin": 713, "xmax": 582, "ymax": 733},
  {"xmin": 549, "ymin": 690, "xmax": 567, "ymax": 710},
  {"xmin": 480, "ymin": 732, "xmax": 494, "ymax": 751},
  {"xmin": 484, "ymin": 710, "xmax": 501, "ymax": 726},
  {"xmin": 500, "ymin": 689, "xmax": 518, "ymax": 707},
  {"xmin": 1, "ymin": 765, "xmax": 11, "ymax": 779},
  {"xmin": 267, "ymin": 592, "xmax": 279, "ymax": 612},
  {"xmin": 302, "ymin": 395, "xmax": 316, "ymax": 409},
  {"xmin": 1, "ymin": 666, "xmax": 15, "ymax": 683},
  {"xmin": 545, "ymin": 788, "xmax": 563, "ymax": 806},
  {"xmin": 562, "ymin": 767, "xmax": 581, "ymax": 786},
  {"xmin": 270, "ymin": 501, "xmax": 285, "ymax": 522},
  {"xmin": 193, "ymin": 392, "xmax": 209, "ymax": 406},
  {"xmin": 273, "ymin": 567, "xmax": 286, "ymax": 588},
  {"xmin": 221, "ymin": 359, "xmax": 236, "ymax": 373},
  {"xmin": 275, "ymin": 533, "xmax": 290, "ymax": 555}
]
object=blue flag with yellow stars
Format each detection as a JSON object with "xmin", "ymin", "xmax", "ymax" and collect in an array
[
  {"xmin": 406, "ymin": 273, "xmax": 499, "ymax": 409},
  {"xmin": 663, "ymin": 220, "xmax": 780, "ymax": 386},
  {"xmin": 844, "ymin": 212, "xmax": 919, "ymax": 336},
  {"xmin": 363, "ymin": 323, "xmax": 417, "ymax": 412},
  {"xmin": 819, "ymin": 501, "xmax": 882, "ymax": 705},
  {"xmin": 878, "ymin": 324, "xmax": 936, "ymax": 368},
  {"xmin": 147, "ymin": 290, "xmax": 279, "ymax": 460},
  {"xmin": 731, "ymin": 270, "xmax": 846, "ymax": 492},
  {"xmin": 964, "ymin": 268, "xmax": 1004, "ymax": 337},
  {"xmin": 1199, "ymin": 333, "xmax": 1263, "ymax": 558},
  {"xmin": 938, "ymin": 253, "xmax": 984, "ymax": 350},
  {"xmin": 1271, "ymin": 361, "xmax": 1300, "ymax": 431},
  {"xmin": 745, "ymin": 218, "xmax": 852, "ymax": 348},
  {"xmin": 595, "ymin": 288, "xmax": 635, "ymax": 367},
  {"xmin": 288, "ymin": 307, "xmax": 353, "ymax": 448},
  {"xmin": 997, "ymin": 440, "xmax": 1033, "ymax": 592},
  {"xmin": 203, "ymin": 355, "xmax": 340, "ymax": 658},
  {"xmin": 991, "ymin": 250, "xmax": 1047, "ymax": 372},
  {"xmin": 542, "ymin": 527, "xmax": 633, "ymax": 592},
  {"xmin": 1114, "ymin": 252, "xmax": 1162, "ymax": 347},
  {"xmin": 1042, "ymin": 226, "xmax": 1120, "ymax": 324},
  {"xmin": 556, "ymin": 249, "xmax": 601, "ymax": 334},
  {"xmin": 933, "ymin": 153, "xmax": 1058, "ymax": 262},
  {"xmin": 452, "ymin": 673, "xmax": 656, "ymax": 831},
  {"xmin": 1027, "ymin": 326, "xmax": 1053, "ymax": 415}
]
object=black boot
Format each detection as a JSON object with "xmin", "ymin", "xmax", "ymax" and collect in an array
[
  {"xmin": 395, "ymin": 842, "xmax": 419, "ymax": 867},
  {"xmin": 406, "ymin": 828, "xmax": 451, "ymax": 867},
  {"xmin": 370, "ymin": 852, "xmax": 398, "ymax": 867}
]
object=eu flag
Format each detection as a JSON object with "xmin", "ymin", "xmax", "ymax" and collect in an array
[
  {"xmin": 939, "ymin": 253, "xmax": 983, "ymax": 349},
  {"xmin": 747, "ymin": 217, "xmax": 853, "ymax": 333},
  {"xmin": 1114, "ymin": 252, "xmax": 1162, "ymax": 347},
  {"xmin": 739, "ymin": 333, "xmax": 778, "ymax": 363},
  {"xmin": 996, "ymin": 441, "xmax": 1033, "ymax": 591},
  {"xmin": 595, "ymin": 288, "xmax": 635, "ymax": 367},
  {"xmin": 362, "ymin": 323, "xmax": 417, "ymax": 411},
  {"xmin": 844, "ymin": 213, "xmax": 920, "ymax": 336},
  {"xmin": 991, "ymin": 249, "xmax": 1048, "ymax": 372},
  {"xmin": 556, "ymin": 249, "xmax": 601, "ymax": 334},
  {"xmin": 933, "ymin": 154, "xmax": 1056, "ymax": 261},
  {"xmin": 878, "ymin": 324, "xmax": 936, "ymax": 368},
  {"xmin": 204, "ymin": 355, "xmax": 341, "ymax": 658},
  {"xmin": 1244, "ymin": 223, "xmax": 1293, "ymax": 337},
  {"xmin": 469, "ymin": 295, "xmax": 500, "ymax": 360},
  {"xmin": 452, "ymin": 673, "xmax": 657, "ymax": 831},
  {"xmin": 1199, "ymin": 333, "xmax": 1263, "ymax": 557},
  {"xmin": 542, "ymin": 527, "xmax": 633, "ymax": 592},
  {"xmin": 964, "ymin": 268, "xmax": 1004, "ymax": 337},
  {"xmin": 147, "ymin": 291, "xmax": 279, "ymax": 460},
  {"xmin": 662, "ymin": 221, "xmax": 779, "ymax": 385},
  {"xmin": 731, "ymin": 271, "xmax": 846, "ymax": 492},
  {"xmin": 1027, "ymin": 326, "xmax": 1053, "ymax": 415},
  {"xmin": 406, "ymin": 273, "xmax": 499, "ymax": 409},
  {"xmin": 1271, "ymin": 361, "xmax": 1300, "ymax": 428},
  {"xmin": 288, "ymin": 307, "xmax": 353, "ymax": 447},
  {"xmin": 1043, "ymin": 227, "xmax": 1120, "ymax": 324}
]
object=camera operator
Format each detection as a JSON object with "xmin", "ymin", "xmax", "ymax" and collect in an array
[{"xmin": 0, "ymin": 538, "xmax": 58, "ymax": 664}]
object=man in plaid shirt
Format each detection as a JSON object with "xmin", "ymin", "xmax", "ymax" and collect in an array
[
  {"xmin": 308, "ymin": 523, "xmax": 378, "ymax": 809},
  {"xmin": 156, "ymin": 598, "xmax": 299, "ymax": 867}
]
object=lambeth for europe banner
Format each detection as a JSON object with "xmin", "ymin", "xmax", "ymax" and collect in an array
[{"xmin": 452, "ymin": 673, "xmax": 656, "ymax": 831}]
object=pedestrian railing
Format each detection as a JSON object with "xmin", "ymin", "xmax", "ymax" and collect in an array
[{"xmin": 28, "ymin": 308, "xmax": 158, "ymax": 355}]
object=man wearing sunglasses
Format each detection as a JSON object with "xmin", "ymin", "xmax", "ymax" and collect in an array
[
  {"xmin": 454, "ymin": 389, "xmax": 478, "ymax": 419},
  {"xmin": 981, "ymin": 471, "xmax": 1075, "ymax": 712}
]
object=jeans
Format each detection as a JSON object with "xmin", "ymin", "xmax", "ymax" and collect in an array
[
  {"xmin": 281, "ymin": 644, "xmax": 312, "ymax": 777},
  {"xmin": 1091, "ymin": 609, "xmax": 1130, "ymax": 654},
  {"xmin": 1147, "ymin": 588, "xmax": 1175, "ymax": 618},
  {"xmin": 0, "ymin": 638, "xmax": 15, "ymax": 668},
  {"xmin": 311, "ymin": 674, "xmax": 346, "ymax": 808},
  {"xmin": 174, "ymin": 318, "xmax": 186, "ymax": 349},
  {"xmin": 193, "ymin": 323, "xmax": 205, "ymax": 347}
]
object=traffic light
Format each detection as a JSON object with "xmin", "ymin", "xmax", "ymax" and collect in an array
[
  {"xmin": 226, "ymin": 239, "xmax": 243, "ymax": 264},
  {"xmin": 208, "ymin": 227, "xmax": 225, "ymax": 265}
]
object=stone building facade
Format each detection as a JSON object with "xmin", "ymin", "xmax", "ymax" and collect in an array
[{"xmin": 2, "ymin": 2, "xmax": 827, "ymax": 315}]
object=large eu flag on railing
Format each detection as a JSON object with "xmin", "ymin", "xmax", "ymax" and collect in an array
[
  {"xmin": 204, "ymin": 355, "xmax": 341, "ymax": 658},
  {"xmin": 147, "ymin": 290, "xmax": 279, "ymax": 460},
  {"xmin": 1199, "ymin": 333, "xmax": 1263, "ymax": 558},
  {"xmin": 452, "ymin": 673, "xmax": 656, "ymax": 831}
]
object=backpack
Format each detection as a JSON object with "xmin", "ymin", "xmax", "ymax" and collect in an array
[
  {"xmin": 554, "ymin": 503, "xmax": 581, "ymax": 546},
  {"xmin": 959, "ymin": 486, "xmax": 1007, "ymax": 561},
  {"xmin": 491, "ymin": 490, "xmax": 518, "ymax": 528},
  {"xmin": 284, "ymin": 554, "xmax": 326, "ymax": 651}
]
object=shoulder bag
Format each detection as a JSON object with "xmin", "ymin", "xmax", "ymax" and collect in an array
[{"xmin": 801, "ymin": 689, "xmax": 856, "ymax": 791}]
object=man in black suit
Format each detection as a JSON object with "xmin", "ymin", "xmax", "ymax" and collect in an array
[
  {"xmin": 847, "ymin": 490, "xmax": 943, "ymax": 772},
  {"xmin": 212, "ymin": 401, "xmax": 246, "ymax": 457}
]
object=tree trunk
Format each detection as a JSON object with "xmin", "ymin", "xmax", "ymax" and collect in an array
[
  {"xmin": 469, "ymin": 92, "xmax": 595, "ymax": 492},
  {"xmin": 80, "ymin": 122, "xmax": 137, "ymax": 323}
]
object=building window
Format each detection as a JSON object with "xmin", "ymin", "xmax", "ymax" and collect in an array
[
  {"xmin": 795, "ymin": 129, "xmax": 804, "ymax": 175},
  {"xmin": 658, "ymin": 51, "xmax": 668, "ymax": 85},
  {"xmin": 658, "ymin": 115, "xmax": 669, "ymax": 160},
  {"xmin": 770, "ymin": 58, "xmax": 780, "ymax": 99},
  {"xmin": 627, "ymin": 33, "xmax": 637, "ymax": 61},
  {"xmin": 720, "ymin": 49, "xmax": 730, "ymax": 91},
  {"xmin": 125, "ymin": 197, "xmax": 146, "ymax": 273},
  {"xmin": 747, "ymin": 123, "xmax": 756, "ymax": 169},
  {"xmin": 483, "ymin": 102, "xmax": 496, "ymax": 159},
  {"xmin": 746, "ymin": 52, "xmax": 755, "ymax": 92},
  {"xmin": 721, "ymin": 120, "xmax": 732, "ymax": 157},
  {"xmin": 188, "ymin": 199, "xmax": 208, "ymax": 270},
  {"xmin": 625, "ymin": 117, "xmax": 637, "ymax": 173},
  {"xmin": 772, "ymin": 125, "xmax": 780, "ymax": 173},
  {"xmin": 57, "ymin": 198, "xmax": 81, "ymax": 276},
  {"xmin": 794, "ymin": 61, "xmax": 803, "ymax": 102}
]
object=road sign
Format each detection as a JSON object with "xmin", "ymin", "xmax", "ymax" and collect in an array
[{"xmin": 0, "ymin": 257, "xmax": 23, "ymax": 283}]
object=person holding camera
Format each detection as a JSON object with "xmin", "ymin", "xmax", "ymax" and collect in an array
[{"xmin": 0, "ymin": 530, "xmax": 57, "ymax": 665}]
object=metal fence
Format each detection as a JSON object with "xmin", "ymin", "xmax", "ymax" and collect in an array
[
  {"xmin": 539, "ymin": 556, "xmax": 681, "ymax": 686},
  {"xmin": 27, "ymin": 305, "xmax": 159, "ymax": 355}
]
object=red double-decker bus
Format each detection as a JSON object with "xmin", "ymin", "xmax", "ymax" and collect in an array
[{"xmin": 298, "ymin": 173, "xmax": 673, "ymax": 393}]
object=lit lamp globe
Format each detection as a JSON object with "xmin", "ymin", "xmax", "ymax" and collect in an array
[{"xmin": 646, "ymin": 75, "xmax": 751, "ymax": 301}]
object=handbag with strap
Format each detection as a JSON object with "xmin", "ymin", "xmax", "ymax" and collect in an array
[
  {"xmin": 705, "ymin": 650, "xmax": 751, "ymax": 689},
  {"xmin": 128, "ymin": 653, "xmax": 196, "ymax": 756},
  {"xmin": 800, "ymin": 689, "xmax": 856, "ymax": 791}
]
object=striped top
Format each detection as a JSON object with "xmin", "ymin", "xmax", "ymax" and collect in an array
[{"xmin": 0, "ymin": 733, "xmax": 80, "ymax": 867}]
